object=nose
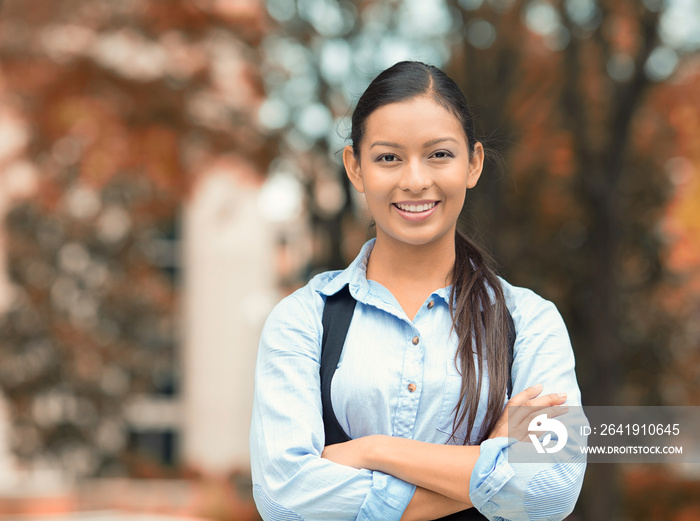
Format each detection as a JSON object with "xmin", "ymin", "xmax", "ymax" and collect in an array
[{"xmin": 398, "ymin": 158, "xmax": 432, "ymax": 193}]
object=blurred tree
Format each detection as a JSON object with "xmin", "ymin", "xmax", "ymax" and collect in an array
[
  {"xmin": 0, "ymin": 0, "xmax": 269, "ymax": 478},
  {"xmin": 657, "ymin": 66, "xmax": 700, "ymax": 407}
]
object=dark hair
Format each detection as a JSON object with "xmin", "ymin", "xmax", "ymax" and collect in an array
[{"xmin": 350, "ymin": 61, "xmax": 511, "ymax": 444}]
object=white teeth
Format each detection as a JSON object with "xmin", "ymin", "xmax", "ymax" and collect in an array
[{"xmin": 395, "ymin": 202, "xmax": 437, "ymax": 213}]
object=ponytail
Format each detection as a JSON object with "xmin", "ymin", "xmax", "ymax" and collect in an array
[{"xmin": 448, "ymin": 229, "xmax": 511, "ymax": 444}]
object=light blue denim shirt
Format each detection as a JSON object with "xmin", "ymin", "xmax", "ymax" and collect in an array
[{"xmin": 250, "ymin": 238, "xmax": 586, "ymax": 521}]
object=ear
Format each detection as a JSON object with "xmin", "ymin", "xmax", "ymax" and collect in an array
[
  {"xmin": 343, "ymin": 145, "xmax": 365, "ymax": 193},
  {"xmin": 467, "ymin": 141, "xmax": 484, "ymax": 189}
]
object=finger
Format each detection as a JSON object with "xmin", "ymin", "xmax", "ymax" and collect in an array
[
  {"xmin": 507, "ymin": 384, "xmax": 544, "ymax": 407},
  {"xmin": 525, "ymin": 392, "xmax": 568, "ymax": 407},
  {"xmin": 526, "ymin": 404, "xmax": 569, "ymax": 425},
  {"xmin": 509, "ymin": 405, "xmax": 570, "ymax": 441},
  {"xmin": 507, "ymin": 393, "xmax": 568, "ymax": 426}
]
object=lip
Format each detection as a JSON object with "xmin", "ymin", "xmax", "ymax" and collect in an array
[
  {"xmin": 392, "ymin": 200, "xmax": 440, "ymax": 222},
  {"xmin": 393, "ymin": 199, "xmax": 439, "ymax": 205}
]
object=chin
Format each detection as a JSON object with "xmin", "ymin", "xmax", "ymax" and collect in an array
[{"xmin": 385, "ymin": 229, "xmax": 453, "ymax": 248}]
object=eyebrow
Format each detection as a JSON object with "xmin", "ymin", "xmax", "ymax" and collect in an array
[{"xmin": 369, "ymin": 137, "xmax": 459, "ymax": 149}]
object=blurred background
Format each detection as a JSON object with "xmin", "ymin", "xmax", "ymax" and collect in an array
[{"xmin": 0, "ymin": 0, "xmax": 698, "ymax": 519}]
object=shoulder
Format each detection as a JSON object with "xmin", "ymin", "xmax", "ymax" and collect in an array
[
  {"xmin": 498, "ymin": 276, "xmax": 569, "ymax": 339},
  {"xmin": 257, "ymin": 269, "xmax": 349, "ymax": 364},
  {"xmin": 262, "ymin": 269, "xmax": 344, "ymax": 336},
  {"xmin": 497, "ymin": 278, "xmax": 581, "ymax": 404}
]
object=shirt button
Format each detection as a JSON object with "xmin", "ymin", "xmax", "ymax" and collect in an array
[
  {"xmin": 427, "ymin": 300, "xmax": 434, "ymax": 309},
  {"xmin": 407, "ymin": 383, "xmax": 417, "ymax": 392},
  {"xmin": 412, "ymin": 336, "xmax": 419, "ymax": 345}
]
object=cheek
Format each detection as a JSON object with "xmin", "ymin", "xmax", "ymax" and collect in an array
[
  {"xmin": 452, "ymin": 189, "xmax": 467, "ymax": 209},
  {"xmin": 442, "ymin": 176, "xmax": 468, "ymax": 207},
  {"xmin": 362, "ymin": 177, "xmax": 391, "ymax": 203},
  {"xmin": 364, "ymin": 196, "xmax": 391, "ymax": 222}
]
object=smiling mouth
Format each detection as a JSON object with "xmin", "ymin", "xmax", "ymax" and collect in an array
[{"xmin": 393, "ymin": 201, "xmax": 439, "ymax": 213}]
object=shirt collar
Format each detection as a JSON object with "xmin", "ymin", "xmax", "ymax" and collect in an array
[{"xmin": 319, "ymin": 238, "xmax": 374, "ymax": 301}]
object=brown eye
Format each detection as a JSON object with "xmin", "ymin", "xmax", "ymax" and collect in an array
[{"xmin": 378, "ymin": 154, "xmax": 398, "ymax": 162}]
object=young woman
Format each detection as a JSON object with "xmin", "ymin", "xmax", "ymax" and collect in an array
[{"xmin": 250, "ymin": 61, "xmax": 586, "ymax": 521}]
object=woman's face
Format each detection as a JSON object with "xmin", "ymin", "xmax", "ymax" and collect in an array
[{"xmin": 344, "ymin": 95, "xmax": 483, "ymax": 249}]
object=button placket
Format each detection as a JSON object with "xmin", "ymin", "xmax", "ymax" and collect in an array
[{"xmin": 392, "ymin": 329, "xmax": 424, "ymax": 438}]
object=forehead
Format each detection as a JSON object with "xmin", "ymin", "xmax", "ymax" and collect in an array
[{"xmin": 363, "ymin": 96, "xmax": 467, "ymax": 146}]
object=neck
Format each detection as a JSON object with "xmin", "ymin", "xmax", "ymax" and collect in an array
[{"xmin": 366, "ymin": 229, "xmax": 456, "ymax": 290}]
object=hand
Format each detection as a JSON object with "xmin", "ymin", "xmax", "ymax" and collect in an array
[
  {"xmin": 321, "ymin": 435, "xmax": 379, "ymax": 469},
  {"xmin": 488, "ymin": 384, "xmax": 568, "ymax": 441}
]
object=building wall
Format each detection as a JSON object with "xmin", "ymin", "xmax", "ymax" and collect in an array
[{"xmin": 181, "ymin": 160, "xmax": 277, "ymax": 472}]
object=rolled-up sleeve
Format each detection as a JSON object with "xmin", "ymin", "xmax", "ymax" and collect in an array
[
  {"xmin": 250, "ymin": 289, "xmax": 416, "ymax": 521},
  {"xmin": 469, "ymin": 297, "xmax": 588, "ymax": 521}
]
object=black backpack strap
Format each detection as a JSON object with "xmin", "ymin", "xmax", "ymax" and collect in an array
[
  {"xmin": 320, "ymin": 285, "xmax": 356, "ymax": 446},
  {"xmin": 433, "ymin": 509, "xmax": 490, "ymax": 521}
]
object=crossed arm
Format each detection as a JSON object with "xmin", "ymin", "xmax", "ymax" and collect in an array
[{"xmin": 322, "ymin": 384, "xmax": 569, "ymax": 521}]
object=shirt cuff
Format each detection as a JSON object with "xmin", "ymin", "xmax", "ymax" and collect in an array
[
  {"xmin": 356, "ymin": 471, "xmax": 416, "ymax": 521},
  {"xmin": 470, "ymin": 437, "xmax": 516, "ymax": 518}
]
